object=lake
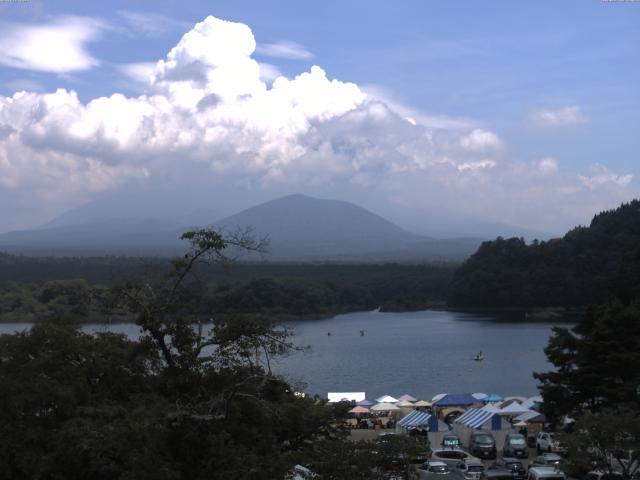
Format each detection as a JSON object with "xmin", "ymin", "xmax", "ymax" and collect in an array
[{"xmin": 0, "ymin": 309, "xmax": 567, "ymax": 402}]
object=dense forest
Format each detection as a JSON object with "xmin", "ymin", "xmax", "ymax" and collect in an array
[
  {"xmin": 449, "ymin": 200, "xmax": 640, "ymax": 307},
  {"xmin": 0, "ymin": 256, "xmax": 456, "ymax": 322}
]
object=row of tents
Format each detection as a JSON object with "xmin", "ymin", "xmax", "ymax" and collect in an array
[{"xmin": 333, "ymin": 391, "xmax": 545, "ymax": 433}]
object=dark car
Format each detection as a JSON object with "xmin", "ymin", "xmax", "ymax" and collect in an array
[
  {"xmin": 491, "ymin": 458, "xmax": 526, "ymax": 480},
  {"xmin": 482, "ymin": 470, "xmax": 518, "ymax": 480},
  {"xmin": 455, "ymin": 460, "xmax": 486, "ymax": 480},
  {"xmin": 441, "ymin": 434, "xmax": 462, "ymax": 448},
  {"xmin": 504, "ymin": 434, "xmax": 529, "ymax": 459},
  {"xmin": 468, "ymin": 432, "xmax": 497, "ymax": 460}
]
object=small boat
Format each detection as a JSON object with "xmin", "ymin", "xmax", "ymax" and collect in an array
[
  {"xmin": 473, "ymin": 352, "xmax": 484, "ymax": 361},
  {"xmin": 360, "ymin": 330, "xmax": 365, "ymax": 336}
]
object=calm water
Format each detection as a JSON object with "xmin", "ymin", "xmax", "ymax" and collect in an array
[{"xmin": 0, "ymin": 309, "xmax": 567, "ymax": 401}]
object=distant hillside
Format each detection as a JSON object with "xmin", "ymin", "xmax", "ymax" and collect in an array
[
  {"xmin": 449, "ymin": 200, "xmax": 640, "ymax": 307},
  {"xmin": 214, "ymin": 194, "xmax": 480, "ymax": 261},
  {"xmin": 0, "ymin": 193, "xmax": 481, "ymax": 260},
  {"xmin": 0, "ymin": 219, "xmax": 187, "ymax": 256}
]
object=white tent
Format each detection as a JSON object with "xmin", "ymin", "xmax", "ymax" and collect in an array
[
  {"xmin": 397, "ymin": 394, "xmax": 417, "ymax": 402},
  {"xmin": 375, "ymin": 395, "xmax": 399, "ymax": 403},
  {"xmin": 396, "ymin": 400, "xmax": 415, "ymax": 407},
  {"xmin": 371, "ymin": 402, "xmax": 401, "ymax": 411},
  {"xmin": 514, "ymin": 410, "xmax": 541, "ymax": 422},
  {"xmin": 414, "ymin": 400, "xmax": 432, "ymax": 407},
  {"xmin": 500, "ymin": 402, "xmax": 532, "ymax": 415},
  {"xmin": 431, "ymin": 393, "xmax": 447, "ymax": 402},
  {"xmin": 482, "ymin": 403, "xmax": 503, "ymax": 414},
  {"xmin": 328, "ymin": 392, "xmax": 365, "ymax": 403},
  {"xmin": 521, "ymin": 396, "xmax": 543, "ymax": 409},
  {"xmin": 472, "ymin": 392, "xmax": 488, "ymax": 400}
]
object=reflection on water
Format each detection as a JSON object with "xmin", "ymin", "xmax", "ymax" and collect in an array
[{"xmin": 0, "ymin": 309, "xmax": 571, "ymax": 401}]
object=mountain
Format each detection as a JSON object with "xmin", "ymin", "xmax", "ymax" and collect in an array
[
  {"xmin": 213, "ymin": 194, "xmax": 481, "ymax": 260},
  {"xmin": 0, "ymin": 193, "xmax": 482, "ymax": 260},
  {"xmin": 449, "ymin": 199, "xmax": 640, "ymax": 307}
]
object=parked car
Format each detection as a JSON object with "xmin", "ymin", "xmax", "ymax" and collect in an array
[
  {"xmin": 504, "ymin": 433, "xmax": 529, "ymax": 458},
  {"xmin": 482, "ymin": 470, "xmax": 519, "ymax": 480},
  {"xmin": 584, "ymin": 471, "xmax": 623, "ymax": 480},
  {"xmin": 529, "ymin": 453, "xmax": 562, "ymax": 471},
  {"xmin": 430, "ymin": 448, "xmax": 475, "ymax": 468},
  {"xmin": 527, "ymin": 466, "xmax": 566, "ymax": 480},
  {"xmin": 419, "ymin": 461, "xmax": 452, "ymax": 475},
  {"xmin": 536, "ymin": 432, "xmax": 565, "ymax": 454},
  {"xmin": 441, "ymin": 434, "xmax": 462, "ymax": 448},
  {"xmin": 491, "ymin": 458, "xmax": 526, "ymax": 480},
  {"xmin": 455, "ymin": 460, "xmax": 485, "ymax": 480},
  {"xmin": 468, "ymin": 432, "xmax": 497, "ymax": 459}
]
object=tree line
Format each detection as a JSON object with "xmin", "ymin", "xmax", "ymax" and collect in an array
[{"xmin": 449, "ymin": 200, "xmax": 640, "ymax": 308}]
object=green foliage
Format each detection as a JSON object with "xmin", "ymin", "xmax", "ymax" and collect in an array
[
  {"xmin": 0, "ymin": 261, "xmax": 456, "ymax": 323},
  {"xmin": 534, "ymin": 300, "xmax": 640, "ymax": 425},
  {"xmin": 449, "ymin": 200, "xmax": 640, "ymax": 307},
  {"xmin": 559, "ymin": 409, "xmax": 640, "ymax": 480}
]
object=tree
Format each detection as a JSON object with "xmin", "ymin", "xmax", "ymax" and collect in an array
[
  {"xmin": 534, "ymin": 300, "xmax": 640, "ymax": 425},
  {"xmin": 0, "ymin": 228, "xmax": 353, "ymax": 479},
  {"xmin": 559, "ymin": 409, "xmax": 640, "ymax": 480}
]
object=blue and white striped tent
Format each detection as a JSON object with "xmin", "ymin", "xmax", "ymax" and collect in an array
[
  {"xmin": 397, "ymin": 409, "xmax": 432, "ymax": 429},
  {"xmin": 454, "ymin": 408, "xmax": 499, "ymax": 429}
]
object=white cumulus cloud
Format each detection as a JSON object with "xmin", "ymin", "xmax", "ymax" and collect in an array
[
  {"xmin": 460, "ymin": 129, "xmax": 502, "ymax": 152},
  {"xmin": 530, "ymin": 105, "xmax": 589, "ymax": 127},
  {"xmin": 0, "ymin": 15, "xmax": 635, "ymax": 233},
  {"xmin": 579, "ymin": 165, "xmax": 633, "ymax": 189},
  {"xmin": 0, "ymin": 16, "xmax": 107, "ymax": 73},
  {"xmin": 256, "ymin": 41, "xmax": 314, "ymax": 60}
]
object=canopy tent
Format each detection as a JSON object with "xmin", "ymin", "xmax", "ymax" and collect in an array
[
  {"xmin": 499, "ymin": 402, "xmax": 532, "ymax": 416},
  {"xmin": 521, "ymin": 396, "xmax": 543, "ymax": 409},
  {"xmin": 483, "ymin": 393, "xmax": 503, "ymax": 403},
  {"xmin": 349, "ymin": 406, "xmax": 370, "ymax": 414},
  {"xmin": 527, "ymin": 413, "xmax": 547, "ymax": 423},
  {"xmin": 356, "ymin": 399, "xmax": 374, "ymax": 407},
  {"xmin": 396, "ymin": 400, "xmax": 415, "ymax": 407},
  {"xmin": 481, "ymin": 403, "xmax": 503, "ymax": 414},
  {"xmin": 431, "ymin": 393, "xmax": 447, "ymax": 402},
  {"xmin": 514, "ymin": 420, "xmax": 528, "ymax": 427},
  {"xmin": 472, "ymin": 392, "xmax": 488, "ymax": 400},
  {"xmin": 371, "ymin": 402, "xmax": 400, "ymax": 412},
  {"xmin": 433, "ymin": 393, "xmax": 478, "ymax": 407},
  {"xmin": 414, "ymin": 400, "xmax": 432, "ymax": 407},
  {"xmin": 501, "ymin": 397, "xmax": 527, "ymax": 407},
  {"xmin": 328, "ymin": 392, "xmax": 365, "ymax": 403},
  {"xmin": 454, "ymin": 408, "xmax": 499, "ymax": 429},
  {"xmin": 397, "ymin": 394, "xmax": 417, "ymax": 402},
  {"xmin": 440, "ymin": 407, "xmax": 465, "ymax": 417},
  {"xmin": 397, "ymin": 410, "xmax": 432, "ymax": 429},
  {"xmin": 376, "ymin": 395, "xmax": 399, "ymax": 403},
  {"xmin": 514, "ymin": 410, "xmax": 541, "ymax": 423}
]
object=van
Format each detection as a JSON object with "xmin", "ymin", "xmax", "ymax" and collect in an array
[
  {"xmin": 527, "ymin": 466, "xmax": 566, "ymax": 480},
  {"xmin": 503, "ymin": 433, "xmax": 528, "ymax": 458},
  {"xmin": 469, "ymin": 431, "xmax": 497, "ymax": 460}
]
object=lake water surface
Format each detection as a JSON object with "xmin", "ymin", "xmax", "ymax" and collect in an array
[{"xmin": 0, "ymin": 309, "xmax": 567, "ymax": 401}]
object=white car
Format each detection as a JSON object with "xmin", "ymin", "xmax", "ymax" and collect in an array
[
  {"xmin": 527, "ymin": 466, "xmax": 566, "ymax": 480},
  {"xmin": 536, "ymin": 432, "xmax": 565, "ymax": 453}
]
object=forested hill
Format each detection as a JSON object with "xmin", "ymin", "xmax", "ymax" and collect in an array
[{"xmin": 449, "ymin": 200, "xmax": 640, "ymax": 308}]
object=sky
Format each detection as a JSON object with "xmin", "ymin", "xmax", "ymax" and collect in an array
[{"xmin": 0, "ymin": 0, "xmax": 638, "ymax": 235}]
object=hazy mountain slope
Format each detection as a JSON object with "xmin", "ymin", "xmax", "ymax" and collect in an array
[
  {"xmin": 0, "ymin": 193, "xmax": 482, "ymax": 260},
  {"xmin": 214, "ymin": 194, "xmax": 480, "ymax": 260}
]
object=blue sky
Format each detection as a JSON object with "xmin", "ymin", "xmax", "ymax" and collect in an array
[{"xmin": 0, "ymin": 0, "xmax": 638, "ymax": 234}]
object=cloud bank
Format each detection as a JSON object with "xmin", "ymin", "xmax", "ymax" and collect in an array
[{"xmin": 0, "ymin": 15, "xmax": 635, "ymax": 233}]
